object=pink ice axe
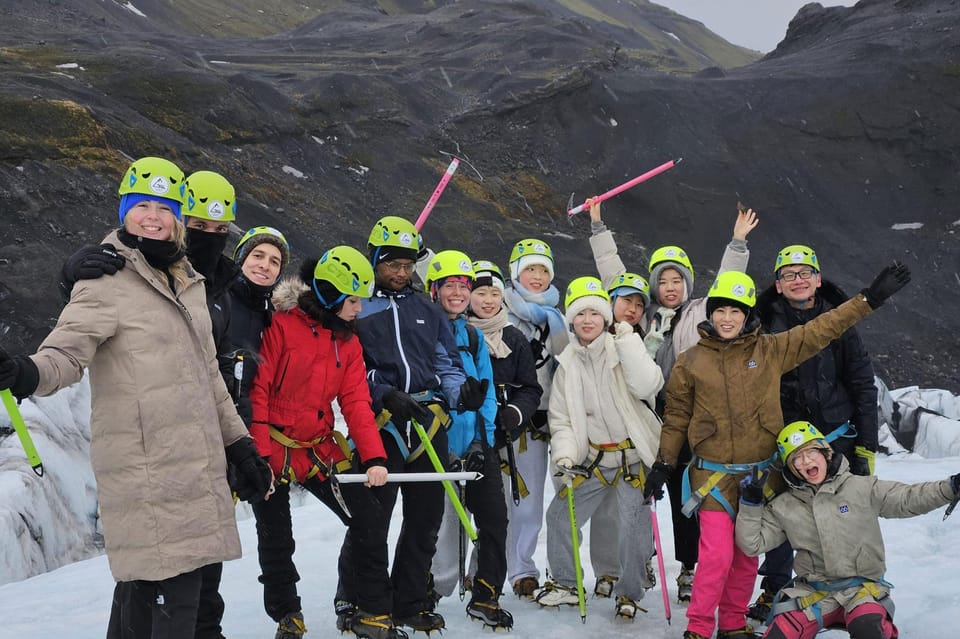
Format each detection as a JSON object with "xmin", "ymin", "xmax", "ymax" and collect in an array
[
  {"xmin": 566, "ymin": 158, "xmax": 682, "ymax": 217},
  {"xmin": 651, "ymin": 498, "xmax": 672, "ymax": 624},
  {"xmin": 414, "ymin": 157, "xmax": 460, "ymax": 231}
]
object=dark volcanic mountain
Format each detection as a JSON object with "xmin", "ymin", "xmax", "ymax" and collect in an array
[{"xmin": 0, "ymin": 0, "xmax": 958, "ymax": 389}]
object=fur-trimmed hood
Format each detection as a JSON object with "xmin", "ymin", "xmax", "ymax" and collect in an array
[{"xmin": 271, "ymin": 277, "xmax": 309, "ymax": 312}]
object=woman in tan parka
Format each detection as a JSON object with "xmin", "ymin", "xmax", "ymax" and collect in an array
[{"xmin": 0, "ymin": 157, "xmax": 273, "ymax": 639}]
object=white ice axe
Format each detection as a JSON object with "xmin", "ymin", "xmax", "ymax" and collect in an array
[{"xmin": 333, "ymin": 471, "xmax": 483, "ymax": 484}]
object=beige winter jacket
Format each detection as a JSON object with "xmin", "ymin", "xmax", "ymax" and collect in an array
[
  {"xmin": 30, "ymin": 231, "xmax": 248, "ymax": 582},
  {"xmin": 736, "ymin": 457, "xmax": 955, "ymax": 613},
  {"xmin": 549, "ymin": 327, "xmax": 664, "ymax": 469}
]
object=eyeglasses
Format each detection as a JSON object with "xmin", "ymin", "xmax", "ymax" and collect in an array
[
  {"xmin": 790, "ymin": 448, "xmax": 823, "ymax": 465},
  {"xmin": 779, "ymin": 269, "xmax": 816, "ymax": 282},
  {"xmin": 382, "ymin": 261, "xmax": 415, "ymax": 273}
]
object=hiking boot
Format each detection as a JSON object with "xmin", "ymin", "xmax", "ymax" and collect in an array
[
  {"xmin": 335, "ymin": 600, "xmax": 356, "ymax": 633},
  {"xmin": 532, "ymin": 581, "xmax": 579, "ymax": 607},
  {"xmin": 645, "ymin": 560, "xmax": 657, "ymax": 590},
  {"xmin": 593, "ymin": 574, "xmax": 617, "ymax": 598},
  {"xmin": 351, "ymin": 611, "xmax": 409, "ymax": 639},
  {"xmin": 717, "ymin": 625, "xmax": 761, "ymax": 639},
  {"xmin": 682, "ymin": 632, "xmax": 709, "ymax": 639},
  {"xmin": 395, "ymin": 610, "xmax": 445, "ymax": 634},
  {"xmin": 466, "ymin": 599, "xmax": 514, "ymax": 629},
  {"xmin": 614, "ymin": 595, "xmax": 647, "ymax": 619},
  {"xmin": 676, "ymin": 566, "xmax": 694, "ymax": 603},
  {"xmin": 275, "ymin": 611, "xmax": 307, "ymax": 639},
  {"xmin": 512, "ymin": 576, "xmax": 539, "ymax": 599},
  {"xmin": 747, "ymin": 590, "xmax": 774, "ymax": 622}
]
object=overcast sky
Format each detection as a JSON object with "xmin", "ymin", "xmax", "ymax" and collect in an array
[{"xmin": 653, "ymin": 0, "xmax": 858, "ymax": 52}]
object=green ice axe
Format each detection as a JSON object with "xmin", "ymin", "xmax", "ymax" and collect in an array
[
  {"xmin": 1, "ymin": 388, "xmax": 43, "ymax": 476},
  {"xmin": 411, "ymin": 417, "xmax": 477, "ymax": 541},
  {"xmin": 566, "ymin": 477, "xmax": 587, "ymax": 623}
]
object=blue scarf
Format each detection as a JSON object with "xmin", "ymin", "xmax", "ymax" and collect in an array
[{"xmin": 503, "ymin": 281, "xmax": 569, "ymax": 355}]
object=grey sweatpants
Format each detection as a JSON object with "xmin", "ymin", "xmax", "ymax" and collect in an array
[{"xmin": 545, "ymin": 463, "xmax": 655, "ymax": 600}]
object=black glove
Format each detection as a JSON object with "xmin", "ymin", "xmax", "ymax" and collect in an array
[
  {"xmin": 458, "ymin": 377, "xmax": 489, "ymax": 412},
  {"xmin": 0, "ymin": 350, "xmax": 40, "ymax": 400},
  {"xmin": 862, "ymin": 261, "xmax": 910, "ymax": 309},
  {"xmin": 643, "ymin": 462, "xmax": 673, "ymax": 501},
  {"xmin": 463, "ymin": 440, "xmax": 486, "ymax": 473},
  {"xmin": 950, "ymin": 473, "xmax": 960, "ymax": 496},
  {"xmin": 495, "ymin": 404, "xmax": 525, "ymax": 447},
  {"xmin": 381, "ymin": 388, "xmax": 432, "ymax": 425},
  {"xmin": 59, "ymin": 244, "xmax": 126, "ymax": 301},
  {"xmin": 225, "ymin": 438, "xmax": 272, "ymax": 504},
  {"xmin": 739, "ymin": 469, "xmax": 770, "ymax": 506}
]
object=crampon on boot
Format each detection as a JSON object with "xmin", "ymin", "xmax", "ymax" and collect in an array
[
  {"xmin": 512, "ymin": 576, "xmax": 539, "ymax": 599},
  {"xmin": 614, "ymin": 595, "xmax": 647, "ymax": 619},
  {"xmin": 275, "ymin": 611, "xmax": 307, "ymax": 639},
  {"xmin": 532, "ymin": 581, "xmax": 579, "ymax": 607},
  {"xmin": 676, "ymin": 566, "xmax": 694, "ymax": 603},
  {"xmin": 351, "ymin": 611, "xmax": 410, "ymax": 639},
  {"xmin": 466, "ymin": 578, "xmax": 514, "ymax": 630},
  {"xmin": 336, "ymin": 600, "xmax": 357, "ymax": 633},
  {"xmin": 717, "ymin": 624, "xmax": 761, "ymax": 639},
  {"xmin": 593, "ymin": 575, "xmax": 617, "ymax": 598},
  {"xmin": 395, "ymin": 610, "xmax": 445, "ymax": 635}
]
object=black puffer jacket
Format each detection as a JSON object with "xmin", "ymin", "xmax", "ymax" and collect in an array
[
  {"xmin": 225, "ymin": 274, "xmax": 275, "ymax": 426},
  {"xmin": 755, "ymin": 280, "xmax": 878, "ymax": 457},
  {"xmin": 488, "ymin": 324, "xmax": 543, "ymax": 445}
]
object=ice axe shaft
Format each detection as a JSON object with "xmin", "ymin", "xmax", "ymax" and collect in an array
[
  {"xmin": 566, "ymin": 478, "xmax": 588, "ymax": 623},
  {"xmin": 333, "ymin": 471, "xmax": 483, "ymax": 484},
  {"xmin": 414, "ymin": 158, "xmax": 460, "ymax": 231},
  {"xmin": 411, "ymin": 418, "xmax": 478, "ymax": 541},
  {"xmin": 650, "ymin": 498, "xmax": 672, "ymax": 624},
  {"xmin": 566, "ymin": 158, "xmax": 681, "ymax": 217},
  {"xmin": 1, "ymin": 389, "xmax": 43, "ymax": 477}
]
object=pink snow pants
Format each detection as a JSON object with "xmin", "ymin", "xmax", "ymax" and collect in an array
[
  {"xmin": 763, "ymin": 602, "xmax": 899, "ymax": 638},
  {"xmin": 686, "ymin": 510, "xmax": 759, "ymax": 637}
]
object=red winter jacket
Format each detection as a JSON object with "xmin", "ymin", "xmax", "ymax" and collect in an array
[{"xmin": 250, "ymin": 306, "xmax": 386, "ymax": 482}]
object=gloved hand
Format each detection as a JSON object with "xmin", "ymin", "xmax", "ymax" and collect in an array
[
  {"xmin": 381, "ymin": 388, "xmax": 431, "ymax": 425},
  {"xmin": 225, "ymin": 438, "xmax": 273, "ymax": 504},
  {"xmin": 643, "ymin": 328, "xmax": 665, "ymax": 359},
  {"xmin": 458, "ymin": 376, "xmax": 489, "ymax": 412},
  {"xmin": 614, "ymin": 321, "xmax": 634, "ymax": 338},
  {"xmin": 643, "ymin": 462, "xmax": 673, "ymax": 501},
  {"xmin": 58, "ymin": 244, "xmax": 126, "ymax": 301},
  {"xmin": 496, "ymin": 403, "xmax": 525, "ymax": 445},
  {"xmin": 0, "ymin": 350, "xmax": 40, "ymax": 400},
  {"xmin": 739, "ymin": 468, "xmax": 771, "ymax": 506},
  {"xmin": 861, "ymin": 261, "xmax": 911, "ymax": 309},
  {"xmin": 950, "ymin": 473, "xmax": 959, "ymax": 496},
  {"xmin": 463, "ymin": 440, "xmax": 486, "ymax": 473},
  {"xmin": 850, "ymin": 445, "xmax": 876, "ymax": 476}
]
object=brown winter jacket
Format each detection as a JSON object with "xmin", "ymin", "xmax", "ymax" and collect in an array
[
  {"xmin": 658, "ymin": 294, "xmax": 872, "ymax": 512},
  {"xmin": 30, "ymin": 230, "xmax": 248, "ymax": 582}
]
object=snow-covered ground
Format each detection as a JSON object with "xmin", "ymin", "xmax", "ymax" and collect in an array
[{"xmin": 1, "ymin": 378, "xmax": 959, "ymax": 638}]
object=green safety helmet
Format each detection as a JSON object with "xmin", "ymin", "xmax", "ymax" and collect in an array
[
  {"xmin": 118, "ymin": 156, "xmax": 185, "ymax": 222},
  {"xmin": 648, "ymin": 245, "xmax": 694, "ymax": 284},
  {"xmin": 774, "ymin": 244, "xmax": 820, "ymax": 274},
  {"xmin": 777, "ymin": 421, "xmax": 830, "ymax": 465},
  {"xmin": 313, "ymin": 245, "xmax": 375, "ymax": 307},
  {"xmin": 707, "ymin": 271, "xmax": 757, "ymax": 309},
  {"xmin": 608, "ymin": 272, "xmax": 651, "ymax": 306},
  {"xmin": 564, "ymin": 276, "xmax": 612, "ymax": 326},
  {"xmin": 367, "ymin": 215, "xmax": 420, "ymax": 264},
  {"xmin": 472, "ymin": 259, "xmax": 506, "ymax": 290},
  {"xmin": 508, "ymin": 238, "xmax": 554, "ymax": 282},
  {"xmin": 183, "ymin": 170, "xmax": 236, "ymax": 222},
  {"xmin": 233, "ymin": 226, "xmax": 290, "ymax": 271},
  {"xmin": 425, "ymin": 250, "xmax": 476, "ymax": 289}
]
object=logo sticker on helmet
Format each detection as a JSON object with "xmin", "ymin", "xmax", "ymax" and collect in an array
[
  {"xmin": 789, "ymin": 432, "xmax": 805, "ymax": 445},
  {"xmin": 207, "ymin": 201, "xmax": 225, "ymax": 219},
  {"xmin": 732, "ymin": 283, "xmax": 746, "ymax": 297},
  {"xmin": 458, "ymin": 259, "xmax": 471, "ymax": 272},
  {"xmin": 789, "ymin": 251, "xmax": 804, "ymax": 263},
  {"xmin": 533, "ymin": 243, "xmax": 546, "ymax": 253},
  {"xmin": 399, "ymin": 232, "xmax": 413, "ymax": 247},
  {"xmin": 149, "ymin": 176, "xmax": 170, "ymax": 195}
]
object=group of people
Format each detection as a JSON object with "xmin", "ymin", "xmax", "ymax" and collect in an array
[{"xmin": 0, "ymin": 155, "xmax": 957, "ymax": 639}]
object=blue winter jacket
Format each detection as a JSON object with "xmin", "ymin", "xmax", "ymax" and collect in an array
[
  {"xmin": 358, "ymin": 285, "xmax": 465, "ymax": 410},
  {"xmin": 447, "ymin": 316, "xmax": 498, "ymax": 457}
]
